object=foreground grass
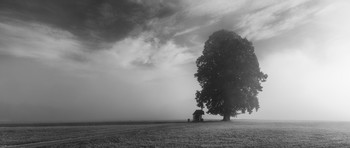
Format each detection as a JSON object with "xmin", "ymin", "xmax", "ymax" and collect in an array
[
  {"xmin": 2, "ymin": 120, "xmax": 350, "ymax": 147},
  {"xmin": 0, "ymin": 124, "xmax": 157, "ymax": 146}
]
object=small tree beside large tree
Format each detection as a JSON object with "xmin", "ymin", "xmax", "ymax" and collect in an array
[{"xmin": 195, "ymin": 30, "xmax": 267, "ymax": 121}]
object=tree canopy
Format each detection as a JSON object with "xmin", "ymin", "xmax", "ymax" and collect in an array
[{"xmin": 194, "ymin": 30, "xmax": 267, "ymax": 121}]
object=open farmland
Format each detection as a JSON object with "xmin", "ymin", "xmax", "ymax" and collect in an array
[{"xmin": 1, "ymin": 120, "xmax": 350, "ymax": 147}]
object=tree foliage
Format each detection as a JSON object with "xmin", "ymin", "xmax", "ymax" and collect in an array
[{"xmin": 195, "ymin": 30, "xmax": 267, "ymax": 121}]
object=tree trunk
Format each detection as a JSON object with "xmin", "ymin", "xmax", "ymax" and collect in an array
[{"xmin": 223, "ymin": 114, "xmax": 231, "ymax": 121}]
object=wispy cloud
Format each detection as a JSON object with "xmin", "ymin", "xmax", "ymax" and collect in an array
[
  {"xmin": 181, "ymin": 0, "xmax": 246, "ymax": 18},
  {"xmin": 0, "ymin": 21, "xmax": 80, "ymax": 62},
  {"xmin": 236, "ymin": 0, "xmax": 325, "ymax": 40},
  {"xmin": 98, "ymin": 31, "xmax": 194, "ymax": 69},
  {"xmin": 138, "ymin": 0, "xmax": 330, "ymax": 59},
  {"xmin": 0, "ymin": 19, "xmax": 194, "ymax": 72},
  {"xmin": 0, "ymin": 0, "xmax": 329, "ymax": 68}
]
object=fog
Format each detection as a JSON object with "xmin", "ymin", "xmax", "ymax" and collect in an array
[
  {"xmin": 0, "ymin": 57, "xmax": 197, "ymax": 122},
  {"xmin": 1, "ymin": 0, "xmax": 350, "ymax": 122}
]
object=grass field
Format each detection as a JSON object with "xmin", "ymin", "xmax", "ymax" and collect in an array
[{"xmin": 1, "ymin": 120, "xmax": 350, "ymax": 147}]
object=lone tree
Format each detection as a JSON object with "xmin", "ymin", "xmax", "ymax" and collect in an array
[{"xmin": 195, "ymin": 30, "xmax": 267, "ymax": 121}]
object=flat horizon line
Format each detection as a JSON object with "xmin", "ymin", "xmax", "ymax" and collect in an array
[{"xmin": 1, "ymin": 118, "xmax": 350, "ymax": 127}]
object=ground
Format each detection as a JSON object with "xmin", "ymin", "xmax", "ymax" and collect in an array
[{"xmin": 1, "ymin": 120, "xmax": 350, "ymax": 147}]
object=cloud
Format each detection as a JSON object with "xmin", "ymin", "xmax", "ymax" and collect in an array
[
  {"xmin": 181, "ymin": 0, "xmax": 245, "ymax": 18},
  {"xmin": 0, "ymin": 0, "xmax": 330, "ymax": 63},
  {"xmin": 0, "ymin": 20, "xmax": 80, "ymax": 61},
  {"xmin": 0, "ymin": 0, "xmax": 335, "ymax": 79},
  {"xmin": 175, "ymin": 0, "xmax": 328, "ymax": 42},
  {"xmin": 0, "ymin": 0, "xmax": 180, "ymax": 49},
  {"xmin": 236, "ymin": 0, "xmax": 326, "ymax": 40},
  {"xmin": 0, "ymin": 20, "xmax": 105, "ymax": 77},
  {"xmin": 0, "ymin": 20, "xmax": 195, "ymax": 80},
  {"xmin": 94, "ymin": 31, "xmax": 194, "ymax": 70},
  {"xmin": 138, "ymin": 0, "xmax": 330, "ymax": 60}
]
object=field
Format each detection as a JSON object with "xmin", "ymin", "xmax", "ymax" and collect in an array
[{"xmin": 1, "ymin": 120, "xmax": 350, "ymax": 147}]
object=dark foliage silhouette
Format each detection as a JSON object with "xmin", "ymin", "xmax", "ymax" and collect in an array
[{"xmin": 195, "ymin": 30, "xmax": 267, "ymax": 121}]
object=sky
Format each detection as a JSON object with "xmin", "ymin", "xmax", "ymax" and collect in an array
[{"xmin": 0, "ymin": 0, "xmax": 350, "ymax": 122}]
